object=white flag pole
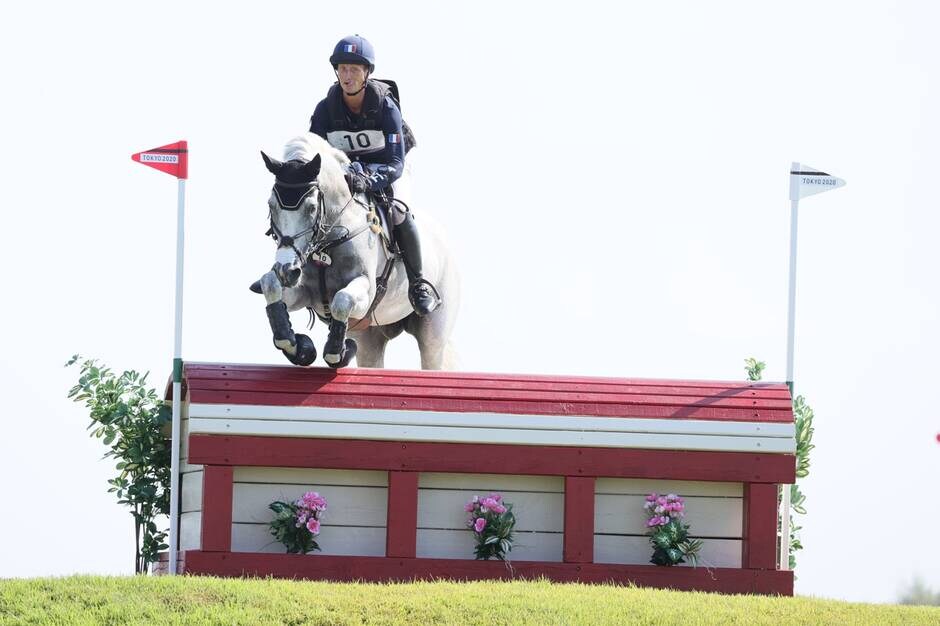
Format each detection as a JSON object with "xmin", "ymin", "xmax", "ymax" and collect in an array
[
  {"xmin": 168, "ymin": 177, "xmax": 186, "ymax": 576},
  {"xmin": 781, "ymin": 161, "xmax": 799, "ymax": 570}
]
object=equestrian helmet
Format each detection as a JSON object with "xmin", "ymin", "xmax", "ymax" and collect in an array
[{"xmin": 329, "ymin": 35, "xmax": 375, "ymax": 72}]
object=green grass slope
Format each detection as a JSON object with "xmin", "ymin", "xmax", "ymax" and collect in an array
[{"xmin": 2, "ymin": 576, "xmax": 938, "ymax": 625}]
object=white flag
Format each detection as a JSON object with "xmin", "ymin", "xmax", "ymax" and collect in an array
[{"xmin": 789, "ymin": 162, "xmax": 846, "ymax": 201}]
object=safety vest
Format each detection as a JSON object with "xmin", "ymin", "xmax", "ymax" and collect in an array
[{"xmin": 324, "ymin": 79, "xmax": 416, "ymax": 156}]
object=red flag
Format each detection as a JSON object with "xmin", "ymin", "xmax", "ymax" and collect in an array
[{"xmin": 131, "ymin": 140, "xmax": 188, "ymax": 179}]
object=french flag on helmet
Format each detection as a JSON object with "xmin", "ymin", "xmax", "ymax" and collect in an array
[{"xmin": 330, "ymin": 35, "xmax": 376, "ymax": 72}]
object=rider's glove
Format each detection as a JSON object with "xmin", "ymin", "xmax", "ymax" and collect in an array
[
  {"xmin": 346, "ymin": 171, "xmax": 370, "ymax": 193},
  {"xmin": 366, "ymin": 172, "xmax": 389, "ymax": 191}
]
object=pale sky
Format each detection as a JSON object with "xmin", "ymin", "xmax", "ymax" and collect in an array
[{"xmin": 1, "ymin": 1, "xmax": 937, "ymax": 603}]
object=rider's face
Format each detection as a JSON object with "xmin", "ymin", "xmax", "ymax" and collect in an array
[{"xmin": 337, "ymin": 63, "xmax": 368, "ymax": 92}]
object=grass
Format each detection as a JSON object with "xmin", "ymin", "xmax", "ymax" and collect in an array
[{"xmin": 2, "ymin": 575, "xmax": 939, "ymax": 625}]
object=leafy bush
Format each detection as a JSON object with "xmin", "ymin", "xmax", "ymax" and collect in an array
[{"xmin": 66, "ymin": 356, "xmax": 171, "ymax": 573}]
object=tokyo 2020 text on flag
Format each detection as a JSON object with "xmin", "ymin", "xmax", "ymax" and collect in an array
[
  {"xmin": 789, "ymin": 163, "xmax": 845, "ymax": 201},
  {"xmin": 132, "ymin": 141, "xmax": 188, "ymax": 179}
]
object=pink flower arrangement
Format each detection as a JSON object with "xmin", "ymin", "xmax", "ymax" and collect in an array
[
  {"xmin": 465, "ymin": 493, "xmax": 515, "ymax": 560},
  {"xmin": 643, "ymin": 492, "xmax": 685, "ymax": 527},
  {"xmin": 643, "ymin": 492, "xmax": 702, "ymax": 566},
  {"xmin": 269, "ymin": 490, "xmax": 328, "ymax": 554}
]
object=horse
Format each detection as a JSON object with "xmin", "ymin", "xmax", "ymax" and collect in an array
[{"xmin": 255, "ymin": 132, "xmax": 460, "ymax": 370}]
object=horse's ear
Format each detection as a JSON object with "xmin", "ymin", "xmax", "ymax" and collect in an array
[
  {"xmin": 303, "ymin": 154, "xmax": 321, "ymax": 180},
  {"xmin": 260, "ymin": 151, "xmax": 282, "ymax": 175}
]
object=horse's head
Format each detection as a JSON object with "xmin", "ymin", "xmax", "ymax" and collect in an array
[{"xmin": 261, "ymin": 151, "xmax": 322, "ymax": 288}]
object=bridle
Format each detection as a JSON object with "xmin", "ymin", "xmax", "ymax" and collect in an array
[{"xmin": 267, "ymin": 180, "xmax": 370, "ymax": 268}]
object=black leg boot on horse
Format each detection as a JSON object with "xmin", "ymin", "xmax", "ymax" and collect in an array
[
  {"xmin": 323, "ymin": 318, "xmax": 358, "ymax": 368},
  {"xmin": 394, "ymin": 210, "xmax": 442, "ymax": 317},
  {"xmin": 266, "ymin": 301, "xmax": 317, "ymax": 366}
]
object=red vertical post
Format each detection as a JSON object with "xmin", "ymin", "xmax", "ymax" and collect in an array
[
  {"xmin": 386, "ymin": 471, "xmax": 418, "ymax": 558},
  {"xmin": 742, "ymin": 483, "xmax": 778, "ymax": 569},
  {"xmin": 563, "ymin": 476, "xmax": 595, "ymax": 563},
  {"xmin": 201, "ymin": 465, "xmax": 234, "ymax": 552}
]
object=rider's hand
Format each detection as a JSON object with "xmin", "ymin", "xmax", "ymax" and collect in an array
[
  {"xmin": 346, "ymin": 172, "xmax": 370, "ymax": 193},
  {"xmin": 366, "ymin": 172, "xmax": 389, "ymax": 191}
]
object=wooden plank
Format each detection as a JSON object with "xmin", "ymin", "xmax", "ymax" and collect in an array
[
  {"xmin": 181, "ymin": 470, "xmax": 203, "ymax": 514},
  {"xmin": 201, "ymin": 466, "xmax": 233, "ymax": 552},
  {"xmin": 232, "ymin": 523, "xmax": 386, "ymax": 557},
  {"xmin": 416, "ymin": 529, "xmax": 563, "ymax": 562},
  {"xmin": 187, "ymin": 418, "xmax": 795, "ymax": 454},
  {"xmin": 743, "ymin": 483, "xmax": 779, "ymax": 570},
  {"xmin": 595, "ymin": 478, "xmax": 742, "ymax": 497},
  {"xmin": 564, "ymin": 477, "xmax": 595, "ymax": 563},
  {"xmin": 186, "ymin": 373, "xmax": 793, "ymax": 403},
  {"xmin": 179, "ymin": 512, "xmax": 201, "ymax": 551},
  {"xmin": 183, "ymin": 362, "xmax": 790, "ymax": 392},
  {"xmin": 186, "ymin": 390, "xmax": 793, "ymax": 423},
  {"xmin": 183, "ymin": 550, "xmax": 794, "ymax": 595},
  {"xmin": 189, "ymin": 404, "xmax": 796, "ymax": 438},
  {"xmin": 386, "ymin": 472, "xmax": 418, "ymax": 558},
  {"xmin": 232, "ymin": 483, "xmax": 387, "ymax": 526},
  {"xmin": 419, "ymin": 473, "xmax": 563, "ymax": 492},
  {"xmin": 595, "ymin": 494, "xmax": 743, "ymax": 537},
  {"xmin": 594, "ymin": 535, "xmax": 742, "ymax": 568},
  {"xmin": 186, "ymin": 378, "xmax": 794, "ymax": 410},
  {"xmin": 233, "ymin": 467, "xmax": 388, "ymax": 487},
  {"xmin": 418, "ymin": 489, "xmax": 564, "ymax": 532},
  {"xmin": 188, "ymin": 435, "xmax": 798, "ymax": 484}
]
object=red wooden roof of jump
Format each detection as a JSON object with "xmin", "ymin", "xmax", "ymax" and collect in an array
[{"xmin": 172, "ymin": 362, "xmax": 794, "ymax": 424}]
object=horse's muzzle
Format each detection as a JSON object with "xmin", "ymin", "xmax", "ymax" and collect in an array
[{"xmin": 273, "ymin": 262, "xmax": 302, "ymax": 288}]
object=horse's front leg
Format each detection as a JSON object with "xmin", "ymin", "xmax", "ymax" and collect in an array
[
  {"xmin": 260, "ymin": 270, "xmax": 317, "ymax": 366},
  {"xmin": 323, "ymin": 274, "xmax": 371, "ymax": 367}
]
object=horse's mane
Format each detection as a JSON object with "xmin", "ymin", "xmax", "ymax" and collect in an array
[{"xmin": 282, "ymin": 132, "xmax": 351, "ymax": 200}]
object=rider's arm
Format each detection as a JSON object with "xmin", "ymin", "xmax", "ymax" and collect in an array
[
  {"xmin": 369, "ymin": 97, "xmax": 406, "ymax": 187},
  {"xmin": 309, "ymin": 100, "xmax": 329, "ymax": 139}
]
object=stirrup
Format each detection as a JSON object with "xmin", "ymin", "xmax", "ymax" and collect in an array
[{"xmin": 409, "ymin": 278, "xmax": 442, "ymax": 316}]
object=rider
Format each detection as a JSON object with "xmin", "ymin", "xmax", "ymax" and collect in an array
[{"xmin": 309, "ymin": 34, "xmax": 440, "ymax": 317}]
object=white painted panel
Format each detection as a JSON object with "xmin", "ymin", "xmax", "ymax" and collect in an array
[
  {"xmin": 418, "ymin": 489, "xmax": 564, "ymax": 532},
  {"xmin": 595, "ymin": 495, "xmax": 742, "ymax": 537},
  {"xmin": 419, "ymin": 473, "xmax": 563, "ymax": 492},
  {"xmin": 181, "ymin": 470, "xmax": 203, "ymax": 514},
  {"xmin": 179, "ymin": 511, "xmax": 201, "ymax": 551},
  {"xmin": 190, "ymin": 403, "xmax": 795, "ymax": 438},
  {"xmin": 594, "ymin": 535, "xmax": 742, "ymax": 568},
  {"xmin": 232, "ymin": 483, "xmax": 387, "ymax": 526},
  {"xmin": 417, "ymin": 528, "xmax": 563, "ymax": 562},
  {"xmin": 234, "ymin": 467, "xmax": 388, "ymax": 487},
  {"xmin": 595, "ymin": 478, "xmax": 742, "ymax": 497},
  {"xmin": 188, "ymin": 418, "xmax": 792, "ymax": 453},
  {"xmin": 232, "ymin": 523, "xmax": 386, "ymax": 557}
]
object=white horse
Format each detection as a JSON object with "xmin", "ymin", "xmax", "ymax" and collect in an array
[{"xmin": 256, "ymin": 133, "xmax": 459, "ymax": 369}]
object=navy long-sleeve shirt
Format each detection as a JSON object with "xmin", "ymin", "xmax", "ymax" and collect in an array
[{"xmin": 309, "ymin": 84, "xmax": 406, "ymax": 188}]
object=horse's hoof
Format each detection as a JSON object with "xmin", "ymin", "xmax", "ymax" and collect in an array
[
  {"xmin": 326, "ymin": 338, "xmax": 357, "ymax": 369},
  {"xmin": 249, "ymin": 279, "xmax": 262, "ymax": 294},
  {"xmin": 285, "ymin": 333, "xmax": 317, "ymax": 366}
]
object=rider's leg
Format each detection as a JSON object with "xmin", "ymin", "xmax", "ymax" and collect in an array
[
  {"xmin": 388, "ymin": 152, "xmax": 441, "ymax": 317},
  {"xmin": 393, "ymin": 209, "xmax": 440, "ymax": 316}
]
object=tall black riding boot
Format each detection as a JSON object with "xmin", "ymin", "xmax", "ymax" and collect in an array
[{"xmin": 394, "ymin": 213, "xmax": 441, "ymax": 316}]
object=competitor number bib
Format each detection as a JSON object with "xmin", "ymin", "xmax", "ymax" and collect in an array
[{"xmin": 326, "ymin": 130, "xmax": 385, "ymax": 156}]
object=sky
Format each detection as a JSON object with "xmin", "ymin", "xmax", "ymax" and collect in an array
[{"xmin": 1, "ymin": 0, "xmax": 938, "ymax": 604}]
